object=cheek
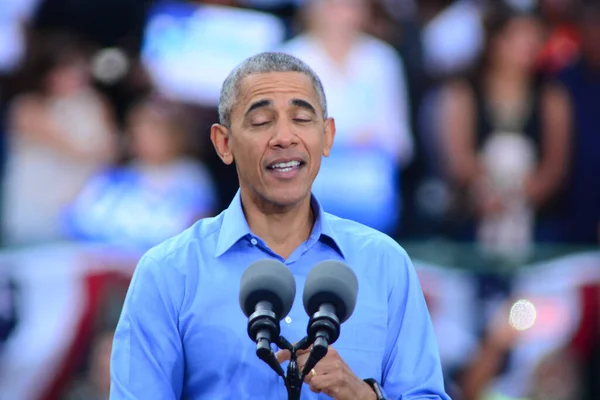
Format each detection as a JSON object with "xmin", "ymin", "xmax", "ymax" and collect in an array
[
  {"xmin": 307, "ymin": 141, "xmax": 325, "ymax": 172},
  {"xmin": 232, "ymin": 139, "xmax": 264, "ymax": 175}
]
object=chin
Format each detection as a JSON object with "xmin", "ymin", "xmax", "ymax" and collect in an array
[{"xmin": 263, "ymin": 188, "xmax": 310, "ymax": 208}]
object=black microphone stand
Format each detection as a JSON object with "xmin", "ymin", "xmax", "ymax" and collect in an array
[
  {"xmin": 256, "ymin": 334, "xmax": 332, "ymax": 400},
  {"xmin": 249, "ymin": 306, "xmax": 338, "ymax": 399},
  {"xmin": 275, "ymin": 336, "xmax": 312, "ymax": 400}
]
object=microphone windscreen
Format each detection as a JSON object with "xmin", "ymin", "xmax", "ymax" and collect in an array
[
  {"xmin": 239, "ymin": 259, "xmax": 296, "ymax": 320},
  {"xmin": 303, "ymin": 260, "xmax": 358, "ymax": 323}
]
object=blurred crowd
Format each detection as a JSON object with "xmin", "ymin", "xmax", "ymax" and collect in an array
[
  {"xmin": 0, "ymin": 0, "xmax": 597, "ymax": 253},
  {"xmin": 0, "ymin": 0, "xmax": 598, "ymax": 399}
]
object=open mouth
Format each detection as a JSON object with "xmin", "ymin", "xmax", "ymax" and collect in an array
[{"xmin": 267, "ymin": 160, "xmax": 305, "ymax": 173}]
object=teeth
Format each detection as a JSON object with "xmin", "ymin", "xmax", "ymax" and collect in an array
[{"xmin": 270, "ymin": 161, "xmax": 300, "ymax": 169}]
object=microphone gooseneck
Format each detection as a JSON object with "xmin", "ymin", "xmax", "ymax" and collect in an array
[
  {"xmin": 300, "ymin": 261, "xmax": 358, "ymax": 378},
  {"xmin": 239, "ymin": 259, "xmax": 296, "ymax": 379},
  {"xmin": 239, "ymin": 259, "xmax": 358, "ymax": 400}
]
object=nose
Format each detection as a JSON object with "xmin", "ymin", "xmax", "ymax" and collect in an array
[{"xmin": 269, "ymin": 120, "xmax": 298, "ymax": 149}]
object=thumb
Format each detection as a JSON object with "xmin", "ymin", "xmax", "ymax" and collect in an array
[{"xmin": 275, "ymin": 349, "xmax": 291, "ymax": 364}]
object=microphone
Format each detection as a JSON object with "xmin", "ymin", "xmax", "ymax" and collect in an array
[
  {"xmin": 239, "ymin": 259, "xmax": 296, "ymax": 377},
  {"xmin": 300, "ymin": 260, "xmax": 358, "ymax": 378}
]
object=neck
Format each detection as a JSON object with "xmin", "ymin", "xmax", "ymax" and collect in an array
[
  {"xmin": 314, "ymin": 30, "xmax": 357, "ymax": 66},
  {"xmin": 240, "ymin": 188, "xmax": 315, "ymax": 259},
  {"xmin": 486, "ymin": 64, "xmax": 531, "ymax": 88}
]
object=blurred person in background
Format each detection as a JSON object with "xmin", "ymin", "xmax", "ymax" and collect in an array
[
  {"xmin": 0, "ymin": 271, "xmax": 18, "ymax": 356},
  {"xmin": 1, "ymin": 31, "xmax": 118, "ymax": 247},
  {"xmin": 459, "ymin": 281, "xmax": 600, "ymax": 400},
  {"xmin": 536, "ymin": 0, "xmax": 582, "ymax": 76},
  {"xmin": 63, "ymin": 96, "xmax": 217, "ymax": 250},
  {"xmin": 556, "ymin": 0, "xmax": 600, "ymax": 246},
  {"xmin": 459, "ymin": 296, "xmax": 586, "ymax": 400},
  {"xmin": 438, "ymin": 3, "xmax": 571, "ymax": 259},
  {"xmin": 280, "ymin": 0, "xmax": 414, "ymax": 235},
  {"xmin": 0, "ymin": 0, "xmax": 42, "ymax": 75},
  {"xmin": 63, "ymin": 329, "xmax": 114, "ymax": 400},
  {"xmin": 381, "ymin": 0, "xmax": 484, "ymax": 240}
]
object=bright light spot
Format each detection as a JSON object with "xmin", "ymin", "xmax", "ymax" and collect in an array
[
  {"xmin": 91, "ymin": 48, "xmax": 129, "ymax": 84},
  {"xmin": 509, "ymin": 299, "xmax": 537, "ymax": 331}
]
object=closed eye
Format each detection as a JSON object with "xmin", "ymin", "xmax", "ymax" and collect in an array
[
  {"xmin": 293, "ymin": 118, "xmax": 312, "ymax": 123},
  {"xmin": 251, "ymin": 121, "xmax": 271, "ymax": 127}
]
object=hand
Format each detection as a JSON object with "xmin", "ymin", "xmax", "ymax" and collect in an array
[
  {"xmin": 523, "ymin": 174, "xmax": 555, "ymax": 209},
  {"xmin": 486, "ymin": 302, "xmax": 520, "ymax": 352},
  {"xmin": 276, "ymin": 346, "xmax": 376, "ymax": 400},
  {"xmin": 469, "ymin": 177, "xmax": 504, "ymax": 218},
  {"xmin": 523, "ymin": 175, "xmax": 541, "ymax": 206}
]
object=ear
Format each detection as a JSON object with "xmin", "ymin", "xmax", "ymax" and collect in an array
[
  {"xmin": 210, "ymin": 123, "xmax": 234, "ymax": 165},
  {"xmin": 322, "ymin": 117, "xmax": 336, "ymax": 157}
]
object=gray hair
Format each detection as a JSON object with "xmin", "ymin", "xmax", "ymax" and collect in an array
[{"xmin": 218, "ymin": 52, "xmax": 328, "ymax": 127}]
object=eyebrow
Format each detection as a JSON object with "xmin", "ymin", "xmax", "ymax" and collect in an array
[
  {"xmin": 290, "ymin": 99, "xmax": 317, "ymax": 116},
  {"xmin": 243, "ymin": 98, "xmax": 318, "ymax": 118},
  {"xmin": 244, "ymin": 99, "xmax": 271, "ymax": 117}
]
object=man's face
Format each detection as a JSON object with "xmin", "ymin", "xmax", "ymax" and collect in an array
[{"xmin": 212, "ymin": 72, "xmax": 335, "ymax": 208}]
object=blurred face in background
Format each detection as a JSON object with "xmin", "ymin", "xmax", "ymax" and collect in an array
[
  {"xmin": 306, "ymin": 0, "xmax": 369, "ymax": 40},
  {"xmin": 489, "ymin": 16, "xmax": 545, "ymax": 73},
  {"xmin": 128, "ymin": 105, "xmax": 186, "ymax": 165},
  {"xmin": 45, "ymin": 55, "xmax": 90, "ymax": 97}
]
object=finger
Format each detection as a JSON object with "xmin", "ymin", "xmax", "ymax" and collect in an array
[
  {"xmin": 302, "ymin": 360, "xmax": 338, "ymax": 385},
  {"xmin": 299, "ymin": 345, "xmax": 338, "ymax": 367},
  {"xmin": 304, "ymin": 366, "xmax": 325, "ymax": 384},
  {"xmin": 303, "ymin": 368, "xmax": 313, "ymax": 385},
  {"xmin": 311, "ymin": 370, "xmax": 347, "ymax": 399},
  {"xmin": 308, "ymin": 357, "xmax": 344, "ymax": 379},
  {"xmin": 300, "ymin": 347, "xmax": 342, "ymax": 383},
  {"xmin": 297, "ymin": 352, "xmax": 313, "ymax": 373},
  {"xmin": 326, "ymin": 346, "xmax": 338, "ymax": 356},
  {"xmin": 295, "ymin": 345, "xmax": 313, "ymax": 356},
  {"xmin": 300, "ymin": 346, "xmax": 340, "ymax": 370},
  {"xmin": 296, "ymin": 353, "xmax": 310, "ymax": 376},
  {"xmin": 275, "ymin": 349, "xmax": 291, "ymax": 364},
  {"xmin": 308, "ymin": 374, "xmax": 325, "ymax": 393},
  {"xmin": 308, "ymin": 374, "xmax": 335, "ymax": 395},
  {"xmin": 276, "ymin": 341, "xmax": 311, "ymax": 363}
]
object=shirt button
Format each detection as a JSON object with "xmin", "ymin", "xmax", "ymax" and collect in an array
[
  {"xmin": 285, "ymin": 316, "xmax": 292, "ymax": 324},
  {"xmin": 250, "ymin": 238, "xmax": 258, "ymax": 246}
]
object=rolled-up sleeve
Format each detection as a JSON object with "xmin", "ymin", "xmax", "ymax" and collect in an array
[
  {"xmin": 382, "ymin": 248, "xmax": 450, "ymax": 399},
  {"xmin": 110, "ymin": 253, "xmax": 185, "ymax": 399}
]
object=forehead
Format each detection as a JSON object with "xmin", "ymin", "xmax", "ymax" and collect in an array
[
  {"xmin": 236, "ymin": 71, "xmax": 320, "ymax": 110},
  {"xmin": 506, "ymin": 16, "xmax": 543, "ymax": 32}
]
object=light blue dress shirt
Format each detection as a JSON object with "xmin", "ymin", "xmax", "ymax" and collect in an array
[{"xmin": 110, "ymin": 190, "xmax": 450, "ymax": 399}]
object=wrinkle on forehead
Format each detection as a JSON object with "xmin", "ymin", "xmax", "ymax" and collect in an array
[{"xmin": 237, "ymin": 72, "xmax": 320, "ymax": 112}]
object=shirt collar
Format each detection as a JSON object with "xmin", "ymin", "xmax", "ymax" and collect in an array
[{"xmin": 214, "ymin": 189, "xmax": 345, "ymax": 259}]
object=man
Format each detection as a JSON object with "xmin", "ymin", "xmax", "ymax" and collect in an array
[{"xmin": 110, "ymin": 52, "xmax": 449, "ymax": 399}]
